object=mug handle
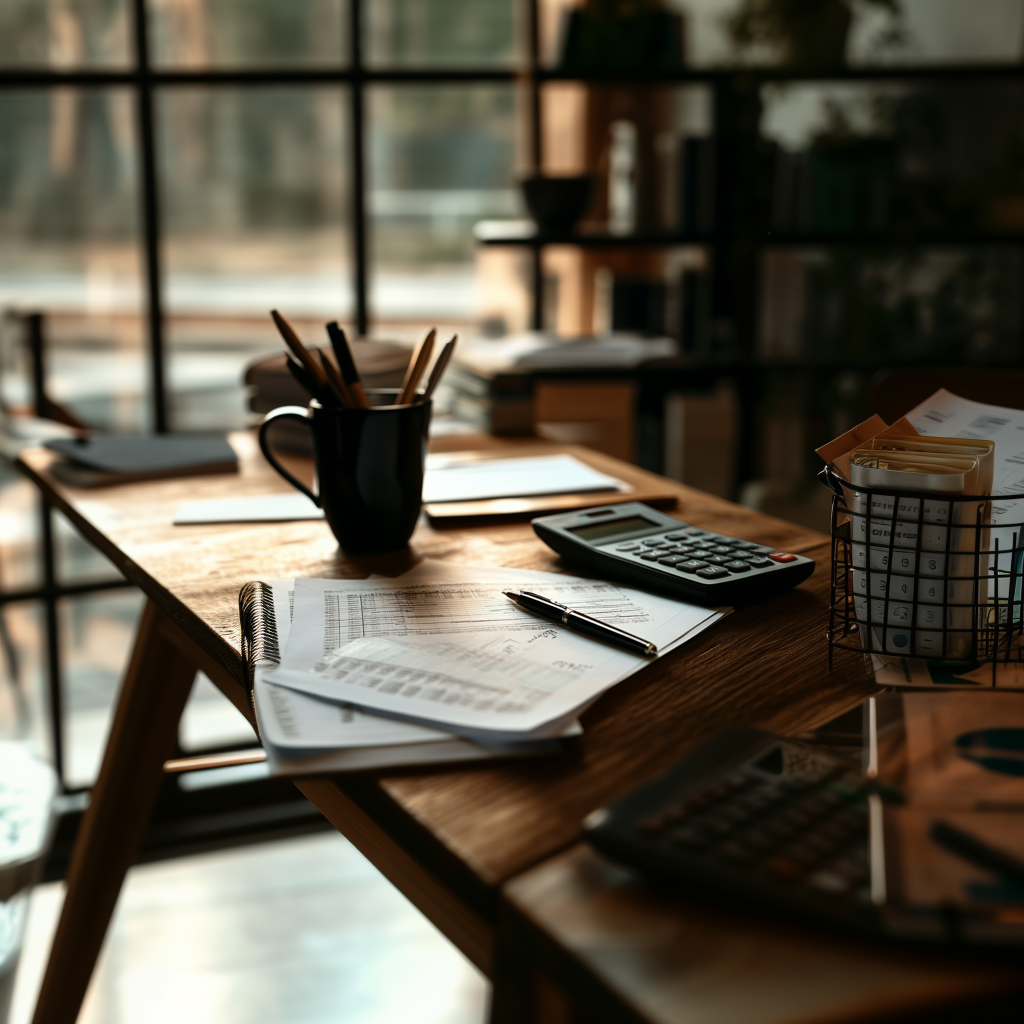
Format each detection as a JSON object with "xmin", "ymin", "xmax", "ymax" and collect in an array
[{"xmin": 258, "ymin": 406, "xmax": 320, "ymax": 507}]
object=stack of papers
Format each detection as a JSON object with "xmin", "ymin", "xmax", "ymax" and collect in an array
[
  {"xmin": 174, "ymin": 453, "xmax": 628, "ymax": 524},
  {"xmin": 254, "ymin": 560, "xmax": 728, "ymax": 773}
]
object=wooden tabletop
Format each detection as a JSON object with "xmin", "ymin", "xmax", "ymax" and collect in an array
[
  {"xmin": 502, "ymin": 845, "xmax": 1021, "ymax": 1024},
  {"xmin": 16, "ymin": 432, "xmax": 876, "ymax": 969}
]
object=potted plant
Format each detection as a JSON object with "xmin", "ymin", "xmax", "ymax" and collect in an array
[{"xmin": 725, "ymin": 0, "xmax": 903, "ymax": 68}]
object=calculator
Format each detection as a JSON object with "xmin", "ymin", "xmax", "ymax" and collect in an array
[
  {"xmin": 583, "ymin": 730, "xmax": 884, "ymax": 937},
  {"xmin": 532, "ymin": 502, "xmax": 815, "ymax": 604}
]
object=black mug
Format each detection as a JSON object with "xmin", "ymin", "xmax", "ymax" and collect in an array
[{"xmin": 259, "ymin": 389, "xmax": 432, "ymax": 554}]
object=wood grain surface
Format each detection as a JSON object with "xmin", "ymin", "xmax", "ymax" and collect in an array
[
  {"xmin": 16, "ymin": 432, "xmax": 873, "ymax": 906},
  {"xmin": 501, "ymin": 845, "xmax": 1022, "ymax": 1024}
]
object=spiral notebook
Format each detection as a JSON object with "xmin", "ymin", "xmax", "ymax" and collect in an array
[{"xmin": 239, "ymin": 580, "xmax": 574, "ymax": 775}]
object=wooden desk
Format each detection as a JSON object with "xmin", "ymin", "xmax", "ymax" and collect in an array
[
  {"xmin": 18, "ymin": 432, "xmax": 896, "ymax": 1024},
  {"xmin": 498, "ymin": 847, "xmax": 1021, "ymax": 1024}
]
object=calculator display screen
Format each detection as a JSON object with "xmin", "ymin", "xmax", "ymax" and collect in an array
[{"xmin": 568, "ymin": 516, "xmax": 659, "ymax": 543}]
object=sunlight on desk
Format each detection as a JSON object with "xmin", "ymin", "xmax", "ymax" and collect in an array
[{"xmin": 10, "ymin": 834, "xmax": 488, "ymax": 1024}]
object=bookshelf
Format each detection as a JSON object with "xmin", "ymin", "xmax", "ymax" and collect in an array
[{"xmin": 476, "ymin": 2, "xmax": 1024, "ymax": 492}]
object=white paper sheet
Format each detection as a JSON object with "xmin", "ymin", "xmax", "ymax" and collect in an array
[
  {"xmin": 422, "ymin": 453, "xmax": 629, "ymax": 503},
  {"xmin": 266, "ymin": 566, "xmax": 727, "ymax": 738},
  {"xmin": 253, "ymin": 579, "xmax": 581, "ymax": 766},
  {"xmin": 175, "ymin": 493, "xmax": 324, "ymax": 525},
  {"xmin": 174, "ymin": 454, "xmax": 628, "ymax": 524},
  {"xmin": 906, "ymin": 389, "xmax": 1024, "ymax": 606}
]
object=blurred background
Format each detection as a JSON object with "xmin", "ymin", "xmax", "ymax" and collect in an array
[{"xmin": 2, "ymin": 1, "xmax": 1024, "ymax": 1020}]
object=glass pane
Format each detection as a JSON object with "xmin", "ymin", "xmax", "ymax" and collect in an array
[
  {"xmin": 0, "ymin": 0, "xmax": 130, "ymax": 68},
  {"xmin": 0, "ymin": 462, "xmax": 41, "ymax": 592},
  {"xmin": 367, "ymin": 0, "xmax": 519, "ymax": 67},
  {"xmin": 0, "ymin": 601, "xmax": 49, "ymax": 759},
  {"xmin": 157, "ymin": 87, "xmax": 351, "ymax": 431},
  {"xmin": 180, "ymin": 672, "xmax": 257, "ymax": 752},
  {"xmin": 369, "ymin": 85, "xmax": 519, "ymax": 327},
  {"xmin": 63, "ymin": 589, "xmax": 145, "ymax": 789},
  {"xmin": 150, "ymin": 0, "xmax": 347, "ymax": 68},
  {"xmin": 0, "ymin": 90, "xmax": 148, "ymax": 432}
]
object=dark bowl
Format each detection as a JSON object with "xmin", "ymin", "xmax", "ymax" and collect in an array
[{"xmin": 520, "ymin": 175, "xmax": 596, "ymax": 232}]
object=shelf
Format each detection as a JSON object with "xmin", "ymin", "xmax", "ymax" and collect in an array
[
  {"xmin": 537, "ymin": 61, "xmax": 1024, "ymax": 85},
  {"xmin": 474, "ymin": 221, "xmax": 710, "ymax": 247},
  {"xmin": 4, "ymin": 59, "xmax": 1022, "ymax": 91},
  {"xmin": 476, "ymin": 221, "xmax": 1024, "ymax": 249}
]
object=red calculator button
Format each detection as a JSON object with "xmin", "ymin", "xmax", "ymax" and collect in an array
[{"xmin": 769, "ymin": 552, "xmax": 797, "ymax": 562}]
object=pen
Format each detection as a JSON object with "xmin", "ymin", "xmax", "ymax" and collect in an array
[
  {"xmin": 326, "ymin": 321, "xmax": 370, "ymax": 408},
  {"xmin": 930, "ymin": 819, "xmax": 1024, "ymax": 889},
  {"xmin": 503, "ymin": 589, "xmax": 658, "ymax": 657}
]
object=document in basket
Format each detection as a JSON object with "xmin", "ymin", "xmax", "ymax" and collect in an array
[
  {"xmin": 266, "ymin": 568, "xmax": 727, "ymax": 738},
  {"xmin": 907, "ymin": 388, "xmax": 1024, "ymax": 608}
]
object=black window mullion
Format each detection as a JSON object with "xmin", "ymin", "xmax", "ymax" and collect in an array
[
  {"xmin": 350, "ymin": 0, "xmax": 369, "ymax": 336},
  {"xmin": 130, "ymin": 0, "xmax": 168, "ymax": 434}
]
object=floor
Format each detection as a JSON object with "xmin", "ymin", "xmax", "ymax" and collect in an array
[{"xmin": 8, "ymin": 833, "xmax": 489, "ymax": 1024}]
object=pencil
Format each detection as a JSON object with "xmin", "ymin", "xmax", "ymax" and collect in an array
[
  {"xmin": 286, "ymin": 356, "xmax": 319, "ymax": 400},
  {"xmin": 270, "ymin": 310, "xmax": 339, "ymax": 406},
  {"xmin": 398, "ymin": 328, "xmax": 436, "ymax": 405},
  {"xmin": 317, "ymin": 350, "xmax": 354, "ymax": 407},
  {"xmin": 326, "ymin": 322, "xmax": 369, "ymax": 408},
  {"xmin": 419, "ymin": 335, "xmax": 458, "ymax": 403}
]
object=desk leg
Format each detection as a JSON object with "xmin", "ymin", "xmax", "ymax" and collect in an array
[
  {"xmin": 490, "ymin": 925, "xmax": 580, "ymax": 1024},
  {"xmin": 31, "ymin": 600, "xmax": 198, "ymax": 1024}
]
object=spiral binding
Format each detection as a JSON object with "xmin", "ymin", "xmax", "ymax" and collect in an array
[{"xmin": 238, "ymin": 581, "xmax": 281, "ymax": 686}]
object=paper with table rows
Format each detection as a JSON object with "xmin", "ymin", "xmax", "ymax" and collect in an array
[
  {"xmin": 266, "ymin": 563, "xmax": 728, "ymax": 738},
  {"xmin": 254, "ymin": 577, "xmax": 583, "ymax": 758}
]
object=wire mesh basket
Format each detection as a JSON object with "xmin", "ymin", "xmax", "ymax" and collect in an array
[{"xmin": 823, "ymin": 466, "xmax": 1024, "ymax": 680}]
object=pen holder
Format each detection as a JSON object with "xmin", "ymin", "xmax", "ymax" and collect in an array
[
  {"xmin": 822, "ymin": 466, "xmax": 1024, "ymax": 678},
  {"xmin": 259, "ymin": 389, "xmax": 431, "ymax": 554}
]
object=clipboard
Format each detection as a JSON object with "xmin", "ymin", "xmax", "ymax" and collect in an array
[{"xmin": 423, "ymin": 444, "xmax": 679, "ymax": 526}]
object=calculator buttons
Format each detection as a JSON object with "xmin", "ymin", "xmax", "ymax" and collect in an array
[
  {"xmin": 704, "ymin": 555, "xmax": 731, "ymax": 566},
  {"xmin": 641, "ymin": 538, "xmax": 664, "ymax": 546},
  {"xmin": 695, "ymin": 567, "xmax": 729, "ymax": 579},
  {"xmin": 688, "ymin": 549, "xmax": 715, "ymax": 559},
  {"xmin": 615, "ymin": 543, "xmax": 640, "ymax": 551},
  {"xmin": 668, "ymin": 546, "xmax": 693, "ymax": 556},
  {"xmin": 746, "ymin": 557, "xmax": 773, "ymax": 569},
  {"xmin": 678, "ymin": 560, "xmax": 710, "ymax": 572},
  {"xmin": 639, "ymin": 552, "xmax": 663, "ymax": 561},
  {"xmin": 657, "ymin": 555, "xmax": 686, "ymax": 566},
  {"xmin": 665, "ymin": 532, "xmax": 690, "ymax": 541},
  {"xmin": 710, "ymin": 545, "xmax": 735, "ymax": 556},
  {"xmin": 769, "ymin": 552, "xmax": 797, "ymax": 563},
  {"xmin": 725, "ymin": 560, "xmax": 751, "ymax": 572}
]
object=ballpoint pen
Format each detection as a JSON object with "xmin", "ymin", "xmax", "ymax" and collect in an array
[
  {"xmin": 503, "ymin": 589, "xmax": 658, "ymax": 657},
  {"xmin": 326, "ymin": 321, "xmax": 370, "ymax": 408}
]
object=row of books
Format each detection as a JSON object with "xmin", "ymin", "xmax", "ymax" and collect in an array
[{"xmin": 678, "ymin": 136, "xmax": 895, "ymax": 237}]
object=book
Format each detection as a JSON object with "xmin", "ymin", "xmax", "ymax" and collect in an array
[
  {"xmin": 239, "ymin": 580, "xmax": 575, "ymax": 775},
  {"xmin": 44, "ymin": 435, "xmax": 238, "ymax": 485}
]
